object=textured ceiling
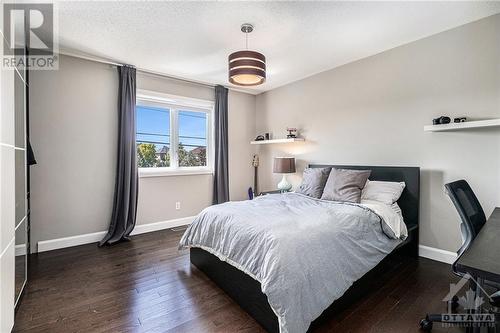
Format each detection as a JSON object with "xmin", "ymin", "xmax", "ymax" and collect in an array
[{"xmin": 54, "ymin": 1, "xmax": 500, "ymax": 94}]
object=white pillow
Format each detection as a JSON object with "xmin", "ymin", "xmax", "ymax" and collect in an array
[
  {"xmin": 391, "ymin": 202, "xmax": 403, "ymax": 216},
  {"xmin": 360, "ymin": 200, "xmax": 407, "ymax": 239},
  {"xmin": 361, "ymin": 180, "xmax": 406, "ymax": 205},
  {"xmin": 360, "ymin": 199, "xmax": 403, "ymax": 217}
]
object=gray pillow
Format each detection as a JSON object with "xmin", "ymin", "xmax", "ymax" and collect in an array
[
  {"xmin": 321, "ymin": 168, "xmax": 371, "ymax": 203},
  {"xmin": 296, "ymin": 167, "xmax": 331, "ymax": 198}
]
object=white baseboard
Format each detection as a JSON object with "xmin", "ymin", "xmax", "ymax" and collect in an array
[
  {"xmin": 418, "ymin": 245, "xmax": 457, "ymax": 264},
  {"xmin": 37, "ymin": 216, "xmax": 196, "ymax": 253},
  {"xmin": 37, "ymin": 231, "xmax": 107, "ymax": 253},
  {"xmin": 131, "ymin": 216, "xmax": 193, "ymax": 235}
]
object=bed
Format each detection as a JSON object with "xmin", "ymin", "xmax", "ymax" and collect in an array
[{"xmin": 180, "ymin": 165, "xmax": 419, "ymax": 333}]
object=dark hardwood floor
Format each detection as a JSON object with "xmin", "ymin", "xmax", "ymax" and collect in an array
[{"xmin": 15, "ymin": 229, "xmax": 464, "ymax": 333}]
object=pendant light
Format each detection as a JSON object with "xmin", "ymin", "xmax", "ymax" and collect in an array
[{"xmin": 228, "ymin": 24, "xmax": 266, "ymax": 86}]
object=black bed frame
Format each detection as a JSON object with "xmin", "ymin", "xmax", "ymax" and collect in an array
[{"xmin": 191, "ymin": 165, "xmax": 420, "ymax": 333}]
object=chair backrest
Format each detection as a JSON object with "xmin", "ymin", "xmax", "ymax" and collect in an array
[{"xmin": 445, "ymin": 180, "xmax": 486, "ymax": 273}]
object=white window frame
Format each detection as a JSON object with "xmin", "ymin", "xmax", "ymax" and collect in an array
[{"xmin": 137, "ymin": 90, "xmax": 214, "ymax": 178}]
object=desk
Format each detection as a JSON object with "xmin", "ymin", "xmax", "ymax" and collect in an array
[
  {"xmin": 422, "ymin": 208, "xmax": 500, "ymax": 333},
  {"xmin": 456, "ymin": 207, "xmax": 500, "ymax": 283}
]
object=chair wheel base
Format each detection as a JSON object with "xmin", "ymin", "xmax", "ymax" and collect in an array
[{"xmin": 420, "ymin": 318, "xmax": 433, "ymax": 332}]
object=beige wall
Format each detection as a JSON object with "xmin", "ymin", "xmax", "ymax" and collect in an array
[
  {"xmin": 30, "ymin": 56, "xmax": 117, "ymax": 248},
  {"xmin": 30, "ymin": 55, "xmax": 255, "ymax": 250},
  {"xmin": 255, "ymin": 14, "xmax": 500, "ymax": 252},
  {"xmin": 228, "ymin": 91, "xmax": 257, "ymax": 200}
]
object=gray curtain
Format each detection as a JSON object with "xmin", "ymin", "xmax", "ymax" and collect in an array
[
  {"xmin": 100, "ymin": 65, "xmax": 138, "ymax": 246},
  {"xmin": 213, "ymin": 85, "xmax": 229, "ymax": 204}
]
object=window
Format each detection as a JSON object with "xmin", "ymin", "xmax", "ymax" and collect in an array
[
  {"xmin": 137, "ymin": 105, "xmax": 171, "ymax": 168},
  {"xmin": 136, "ymin": 91, "xmax": 213, "ymax": 177},
  {"xmin": 178, "ymin": 110, "xmax": 208, "ymax": 167}
]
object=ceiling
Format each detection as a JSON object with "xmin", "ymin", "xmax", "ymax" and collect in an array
[{"xmin": 54, "ymin": 1, "xmax": 500, "ymax": 94}]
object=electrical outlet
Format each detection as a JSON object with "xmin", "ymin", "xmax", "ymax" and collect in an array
[{"xmin": 175, "ymin": 202, "xmax": 181, "ymax": 210}]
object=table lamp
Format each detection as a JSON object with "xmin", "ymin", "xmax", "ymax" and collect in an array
[{"xmin": 273, "ymin": 157, "xmax": 296, "ymax": 192}]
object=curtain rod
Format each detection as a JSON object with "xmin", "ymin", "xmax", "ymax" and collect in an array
[{"xmin": 59, "ymin": 50, "xmax": 242, "ymax": 92}]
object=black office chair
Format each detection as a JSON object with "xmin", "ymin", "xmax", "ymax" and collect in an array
[
  {"xmin": 447, "ymin": 180, "xmax": 487, "ymax": 276},
  {"xmin": 420, "ymin": 180, "xmax": 500, "ymax": 331}
]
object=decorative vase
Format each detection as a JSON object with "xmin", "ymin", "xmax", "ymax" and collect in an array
[{"xmin": 277, "ymin": 174, "xmax": 292, "ymax": 192}]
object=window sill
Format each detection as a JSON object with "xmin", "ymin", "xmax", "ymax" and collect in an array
[{"xmin": 138, "ymin": 168, "xmax": 213, "ymax": 178}]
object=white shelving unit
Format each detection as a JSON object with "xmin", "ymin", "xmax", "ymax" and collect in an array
[
  {"xmin": 250, "ymin": 138, "xmax": 305, "ymax": 145},
  {"xmin": 424, "ymin": 119, "xmax": 500, "ymax": 132}
]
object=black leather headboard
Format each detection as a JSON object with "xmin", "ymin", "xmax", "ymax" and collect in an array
[{"xmin": 309, "ymin": 164, "xmax": 420, "ymax": 230}]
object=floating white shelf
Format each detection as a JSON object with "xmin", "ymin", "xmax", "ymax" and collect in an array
[
  {"xmin": 250, "ymin": 138, "xmax": 305, "ymax": 145},
  {"xmin": 424, "ymin": 119, "xmax": 500, "ymax": 132}
]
